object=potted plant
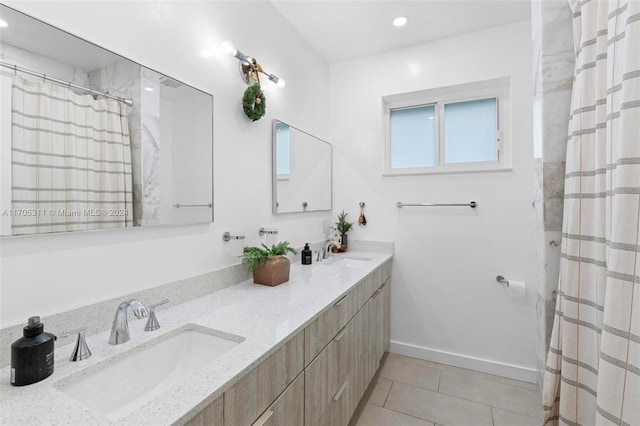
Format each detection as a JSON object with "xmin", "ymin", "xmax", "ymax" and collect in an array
[
  {"xmin": 335, "ymin": 210, "xmax": 354, "ymax": 252},
  {"xmin": 242, "ymin": 241, "xmax": 297, "ymax": 286}
]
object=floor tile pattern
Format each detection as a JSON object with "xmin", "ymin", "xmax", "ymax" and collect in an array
[{"xmin": 350, "ymin": 353, "xmax": 538, "ymax": 426}]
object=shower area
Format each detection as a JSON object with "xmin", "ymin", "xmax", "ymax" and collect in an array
[
  {"xmin": 0, "ymin": 62, "xmax": 137, "ymax": 235},
  {"xmin": 533, "ymin": 0, "xmax": 639, "ymax": 424},
  {"xmin": 0, "ymin": 34, "xmax": 148, "ymax": 235}
]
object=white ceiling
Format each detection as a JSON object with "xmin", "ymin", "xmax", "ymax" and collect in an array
[{"xmin": 270, "ymin": 0, "xmax": 532, "ymax": 64}]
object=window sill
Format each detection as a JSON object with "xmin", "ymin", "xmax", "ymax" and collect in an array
[{"xmin": 382, "ymin": 166, "xmax": 513, "ymax": 177}]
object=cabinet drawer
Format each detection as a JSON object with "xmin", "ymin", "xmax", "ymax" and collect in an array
[
  {"xmin": 305, "ymin": 318, "xmax": 356, "ymax": 426},
  {"xmin": 251, "ymin": 373, "xmax": 304, "ymax": 426},
  {"xmin": 224, "ymin": 331, "xmax": 304, "ymax": 426},
  {"xmin": 353, "ymin": 259, "xmax": 392, "ymax": 309},
  {"xmin": 305, "ymin": 288, "xmax": 357, "ymax": 364},
  {"xmin": 182, "ymin": 394, "xmax": 223, "ymax": 426}
]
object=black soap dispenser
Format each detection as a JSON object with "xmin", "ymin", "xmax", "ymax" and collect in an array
[
  {"xmin": 302, "ymin": 243, "xmax": 313, "ymax": 265},
  {"xmin": 10, "ymin": 316, "xmax": 55, "ymax": 386}
]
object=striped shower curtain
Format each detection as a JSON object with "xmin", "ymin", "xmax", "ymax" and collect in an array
[
  {"xmin": 10, "ymin": 75, "xmax": 133, "ymax": 234},
  {"xmin": 542, "ymin": 1, "xmax": 640, "ymax": 425}
]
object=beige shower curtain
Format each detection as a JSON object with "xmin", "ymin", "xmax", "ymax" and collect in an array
[
  {"xmin": 10, "ymin": 75, "xmax": 133, "ymax": 234},
  {"xmin": 542, "ymin": 0, "xmax": 640, "ymax": 425}
]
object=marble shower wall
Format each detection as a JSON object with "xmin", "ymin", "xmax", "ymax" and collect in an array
[
  {"xmin": 88, "ymin": 61, "xmax": 143, "ymax": 225},
  {"xmin": 141, "ymin": 68, "xmax": 161, "ymax": 225},
  {"xmin": 531, "ymin": 0, "xmax": 574, "ymax": 419}
]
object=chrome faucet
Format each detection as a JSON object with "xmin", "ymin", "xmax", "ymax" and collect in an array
[
  {"xmin": 57, "ymin": 327, "xmax": 92, "ymax": 362},
  {"xmin": 109, "ymin": 299, "xmax": 149, "ymax": 345},
  {"xmin": 325, "ymin": 240, "xmax": 337, "ymax": 259},
  {"xmin": 144, "ymin": 298, "xmax": 170, "ymax": 332}
]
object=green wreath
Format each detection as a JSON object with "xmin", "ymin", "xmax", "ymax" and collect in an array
[{"xmin": 242, "ymin": 83, "xmax": 266, "ymax": 122}]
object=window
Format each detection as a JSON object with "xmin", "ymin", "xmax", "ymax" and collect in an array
[{"xmin": 383, "ymin": 78, "xmax": 510, "ymax": 175}]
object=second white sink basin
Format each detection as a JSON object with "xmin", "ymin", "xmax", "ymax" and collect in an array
[
  {"xmin": 55, "ymin": 325, "xmax": 243, "ymax": 420},
  {"xmin": 326, "ymin": 256, "xmax": 372, "ymax": 268}
]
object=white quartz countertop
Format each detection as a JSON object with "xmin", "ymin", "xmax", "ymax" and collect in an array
[{"xmin": 0, "ymin": 251, "xmax": 392, "ymax": 426}]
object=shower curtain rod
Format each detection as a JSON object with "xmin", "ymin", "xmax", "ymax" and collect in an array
[{"xmin": 0, "ymin": 60, "xmax": 134, "ymax": 107}]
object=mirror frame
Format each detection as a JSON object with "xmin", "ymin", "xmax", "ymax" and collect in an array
[
  {"xmin": 271, "ymin": 119, "xmax": 332, "ymax": 215},
  {"xmin": 0, "ymin": 4, "xmax": 215, "ymax": 237}
]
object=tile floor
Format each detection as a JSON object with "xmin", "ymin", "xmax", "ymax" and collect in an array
[{"xmin": 350, "ymin": 353, "xmax": 539, "ymax": 426}]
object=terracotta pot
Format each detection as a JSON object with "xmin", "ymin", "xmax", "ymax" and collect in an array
[
  {"xmin": 252, "ymin": 255, "xmax": 291, "ymax": 287},
  {"xmin": 331, "ymin": 244, "xmax": 348, "ymax": 253},
  {"xmin": 331, "ymin": 234, "xmax": 349, "ymax": 253}
]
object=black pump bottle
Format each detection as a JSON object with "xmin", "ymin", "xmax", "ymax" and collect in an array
[
  {"xmin": 11, "ymin": 316, "xmax": 55, "ymax": 386},
  {"xmin": 302, "ymin": 243, "xmax": 313, "ymax": 265}
]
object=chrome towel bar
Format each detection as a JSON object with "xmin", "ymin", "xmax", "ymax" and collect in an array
[
  {"xmin": 222, "ymin": 232, "xmax": 246, "ymax": 242},
  {"xmin": 396, "ymin": 201, "xmax": 476, "ymax": 208},
  {"xmin": 172, "ymin": 203, "xmax": 212, "ymax": 208}
]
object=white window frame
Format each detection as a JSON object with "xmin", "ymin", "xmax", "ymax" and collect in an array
[{"xmin": 383, "ymin": 77, "xmax": 511, "ymax": 176}]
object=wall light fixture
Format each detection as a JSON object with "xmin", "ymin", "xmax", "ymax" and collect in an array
[{"xmin": 222, "ymin": 40, "xmax": 286, "ymax": 88}]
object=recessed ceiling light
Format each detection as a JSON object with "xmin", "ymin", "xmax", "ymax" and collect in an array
[
  {"xmin": 0, "ymin": 19, "xmax": 8, "ymax": 28},
  {"xmin": 145, "ymin": 87, "xmax": 154, "ymax": 92},
  {"xmin": 393, "ymin": 16, "xmax": 409, "ymax": 27}
]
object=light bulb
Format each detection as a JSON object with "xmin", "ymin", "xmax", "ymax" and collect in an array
[
  {"xmin": 276, "ymin": 77, "xmax": 286, "ymax": 88},
  {"xmin": 221, "ymin": 40, "xmax": 237, "ymax": 56},
  {"xmin": 0, "ymin": 19, "xmax": 8, "ymax": 28},
  {"xmin": 393, "ymin": 16, "xmax": 409, "ymax": 27}
]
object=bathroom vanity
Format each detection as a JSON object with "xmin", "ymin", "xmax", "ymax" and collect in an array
[{"xmin": 0, "ymin": 251, "xmax": 392, "ymax": 425}]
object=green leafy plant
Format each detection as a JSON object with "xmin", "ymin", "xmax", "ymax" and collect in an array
[
  {"xmin": 242, "ymin": 241, "xmax": 297, "ymax": 271},
  {"xmin": 335, "ymin": 210, "xmax": 354, "ymax": 235}
]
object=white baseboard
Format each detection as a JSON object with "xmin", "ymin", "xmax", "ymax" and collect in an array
[{"xmin": 389, "ymin": 340, "xmax": 538, "ymax": 384}]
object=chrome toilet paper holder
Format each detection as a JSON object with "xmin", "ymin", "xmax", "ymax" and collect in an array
[{"xmin": 496, "ymin": 275, "xmax": 510, "ymax": 287}]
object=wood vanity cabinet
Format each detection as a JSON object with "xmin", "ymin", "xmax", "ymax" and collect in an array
[
  {"xmin": 305, "ymin": 276, "xmax": 391, "ymax": 426},
  {"xmin": 182, "ymin": 260, "xmax": 391, "ymax": 426}
]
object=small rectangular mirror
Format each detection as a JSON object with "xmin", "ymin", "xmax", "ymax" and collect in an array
[{"xmin": 272, "ymin": 120, "xmax": 331, "ymax": 214}]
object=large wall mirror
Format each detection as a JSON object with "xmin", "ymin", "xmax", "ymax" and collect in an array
[
  {"xmin": 0, "ymin": 5, "xmax": 213, "ymax": 236},
  {"xmin": 273, "ymin": 120, "xmax": 331, "ymax": 214}
]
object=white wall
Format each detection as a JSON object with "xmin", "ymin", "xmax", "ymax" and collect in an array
[
  {"xmin": 330, "ymin": 21, "xmax": 538, "ymax": 381},
  {"xmin": 0, "ymin": 1, "xmax": 331, "ymax": 326}
]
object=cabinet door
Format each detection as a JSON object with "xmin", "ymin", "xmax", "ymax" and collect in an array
[
  {"xmin": 305, "ymin": 319, "xmax": 356, "ymax": 426},
  {"xmin": 348, "ymin": 301, "xmax": 370, "ymax": 419},
  {"xmin": 225, "ymin": 331, "xmax": 304, "ymax": 426},
  {"xmin": 367, "ymin": 279, "xmax": 391, "ymax": 382},
  {"xmin": 183, "ymin": 394, "xmax": 223, "ymax": 426},
  {"xmin": 251, "ymin": 373, "xmax": 304, "ymax": 426},
  {"xmin": 380, "ymin": 279, "xmax": 391, "ymax": 359}
]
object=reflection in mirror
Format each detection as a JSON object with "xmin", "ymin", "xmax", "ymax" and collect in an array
[
  {"xmin": 272, "ymin": 120, "xmax": 331, "ymax": 214},
  {"xmin": 0, "ymin": 5, "xmax": 213, "ymax": 236}
]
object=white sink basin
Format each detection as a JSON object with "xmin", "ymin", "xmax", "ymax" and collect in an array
[
  {"xmin": 55, "ymin": 325, "xmax": 243, "ymax": 420},
  {"xmin": 325, "ymin": 256, "xmax": 372, "ymax": 268}
]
